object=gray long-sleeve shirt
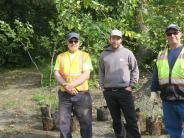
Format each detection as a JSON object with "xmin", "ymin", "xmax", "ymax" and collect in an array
[{"xmin": 99, "ymin": 45, "xmax": 139, "ymax": 88}]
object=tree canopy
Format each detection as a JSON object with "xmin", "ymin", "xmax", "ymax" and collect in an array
[{"xmin": 1, "ymin": 0, "xmax": 184, "ymax": 73}]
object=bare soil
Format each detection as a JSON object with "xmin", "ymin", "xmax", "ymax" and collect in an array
[{"xmin": 0, "ymin": 69, "xmax": 168, "ymax": 138}]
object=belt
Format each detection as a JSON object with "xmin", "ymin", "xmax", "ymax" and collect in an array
[
  {"xmin": 77, "ymin": 90, "xmax": 89, "ymax": 93},
  {"xmin": 59, "ymin": 90, "xmax": 89, "ymax": 93},
  {"xmin": 104, "ymin": 87, "xmax": 126, "ymax": 91}
]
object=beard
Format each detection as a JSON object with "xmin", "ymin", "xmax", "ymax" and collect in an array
[{"xmin": 111, "ymin": 43, "xmax": 121, "ymax": 49}]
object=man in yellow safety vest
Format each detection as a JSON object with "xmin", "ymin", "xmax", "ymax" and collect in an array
[
  {"xmin": 150, "ymin": 24, "xmax": 184, "ymax": 138},
  {"xmin": 54, "ymin": 32, "xmax": 93, "ymax": 138}
]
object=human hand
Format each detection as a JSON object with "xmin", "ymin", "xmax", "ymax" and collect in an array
[
  {"xmin": 64, "ymin": 84, "xmax": 78, "ymax": 95},
  {"xmin": 125, "ymin": 86, "xmax": 132, "ymax": 92},
  {"xmin": 150, "ymin": 92, "xmax": 158, "ymax": 103},
  {"xmin": 99, "ymin": 86, "xmax": 104, "ymax": 91}
]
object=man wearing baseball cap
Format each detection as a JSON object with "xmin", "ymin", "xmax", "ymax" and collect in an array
[
  {"xmin": 99, "ymin": 29, "xmax": 141, "ymax": 137},
  {"xmin": 150, "ymin": 24, "xmax": 184, "ymax": 137},
  {"xmin": 54, "ymin": 32, "xmax": 93, "ymax": 138}
]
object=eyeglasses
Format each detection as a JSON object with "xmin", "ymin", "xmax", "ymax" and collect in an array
[
  {"xmin": 69, "ymin": 40, "xmax": 78, "ymax": 44},
  {"xmin": 166, "ymin": 31, "xmax": 179, "ymax": 36}
]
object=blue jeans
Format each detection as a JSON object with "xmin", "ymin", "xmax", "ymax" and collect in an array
[
  {"xmin": 163, "ymin": 101, "xmax": 184, "ymax": 138},
  {"xmin": 58, "ymin": 91, "xmax": 92, "ymax": 138}
]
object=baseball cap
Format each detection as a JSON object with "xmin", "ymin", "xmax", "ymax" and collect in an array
[
  {"xmin": 67, "ymin": 32, "xmax": 79, "ymax": 40},
  {"xmin": 110, "ymin": 29, "xmax": 122, "ymax": 38},
  {"xmin": 165, "ymin": 24, "xmax": 180, "ymax": 33}
]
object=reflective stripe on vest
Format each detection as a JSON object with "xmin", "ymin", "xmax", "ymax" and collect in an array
[
  {"xmin": 156, "ymin": 47, "xmax": 184, "ymax": 85},
  {"xmin": 59, "ymin": 50, "xmax": 89, "ymax": 91}
]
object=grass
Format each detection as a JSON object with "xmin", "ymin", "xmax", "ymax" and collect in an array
[
  {"xmin": 0, "ymin": 127, "xmax": 19, "ymax": 138},
  {"xmin": 1, "ymin": 101, "xmax": 17, "ymax": 109},
  {"xmin": 32, "ymin": 93, "xmax": 45, "ymax": 105},
  {"xmin": 32, "ymin": 88, "xmax": 58, "ymax": 110}
]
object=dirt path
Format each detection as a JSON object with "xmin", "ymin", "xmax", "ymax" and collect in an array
[
  {"xmin": 0, "ymin": 69, "xmax": 168, "ymax": 138},
  {"xmin": 0, "ymin": 69, "xmax": 114, "ymax": 138}
]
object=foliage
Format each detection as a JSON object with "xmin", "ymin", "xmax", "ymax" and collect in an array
[
  {"xmin": 0, "ymin": 20, "xmax": 34, "ymax": 66},
  {"xmin": 32, "ymin": 93, "xmax": 45, "ymax": 105},
  {"xmin": 1, "ymin": 0, "xmax": 184, "ymax": 85},
  {"xmin": 32, "ymin": 89, "xmax": 58, "ymax": 109}
]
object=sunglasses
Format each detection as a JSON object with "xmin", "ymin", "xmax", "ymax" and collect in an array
[
  {"xmin": 166, "ymin": 31, "xmax": 179, "ymax": 36},
  {"xmin": 69, "ymin": 40, "xmax": 78, "ymax": 44}
]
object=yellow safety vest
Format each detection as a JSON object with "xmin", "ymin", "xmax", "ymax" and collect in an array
[
  {"xmin": 156, "ymin": 47, "xmax": 184, "ymax": 86},
  {"xmin": 56, "ymin": 50, "xmax": 93, "ymax": 91}
]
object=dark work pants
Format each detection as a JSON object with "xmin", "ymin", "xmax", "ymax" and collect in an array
[
  {"xmin": 103, "ymin": 89, "xmax": 141, "ymax": 138},
  {"xmin": 58, "ymin": 91, "xmax": 92, "ymax": 138}
]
